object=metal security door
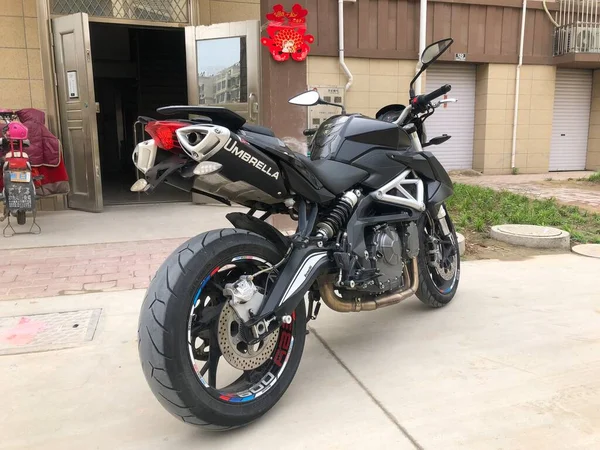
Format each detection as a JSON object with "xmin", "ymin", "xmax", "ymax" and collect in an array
[
  {"xmin": 550, "ymin": 69, "xmax": 592, "ymax": 171},
  {"xmin": 425, "ymin": 64, "xmax": 476, "ymax": 170},
  {"xmin": 185, "ymin": 21, "xmax": 261, "ymax": 123},
  {"xmin": 52, "ymin": 13, "xmax": 102, "ymax": 212}
]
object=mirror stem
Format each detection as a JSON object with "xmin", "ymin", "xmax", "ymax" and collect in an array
[{"xmin": 416, "ymin": 0, "xmax": 427, "ymax": 94}]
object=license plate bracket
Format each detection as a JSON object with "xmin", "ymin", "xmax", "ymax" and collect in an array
[{"xmin": 3, "ymin": 173, "xmax": 35, "ymax": 211}]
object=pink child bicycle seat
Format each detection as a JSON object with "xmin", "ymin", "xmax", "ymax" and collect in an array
[{"xmin": 6, "ymin": 121, "xmax": 28, "ymax": 140}]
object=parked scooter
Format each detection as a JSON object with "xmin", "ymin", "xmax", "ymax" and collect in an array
[{"xmin": 0, "ymin": 111, "xmax": 41, "ymax": 236}]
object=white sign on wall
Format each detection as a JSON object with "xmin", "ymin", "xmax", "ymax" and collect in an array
[
  {"xmin": 67, "ymin": 71, "xmax": 79, "ymax": 99},
  {"xmin": 307, "ymin": 86, "xmax": 345, "ymax": 127}
]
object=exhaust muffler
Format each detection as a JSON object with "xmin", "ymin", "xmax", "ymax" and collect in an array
[{"xmin": 317, "ymin": 258, "xmax": 419, "ymax": 312}]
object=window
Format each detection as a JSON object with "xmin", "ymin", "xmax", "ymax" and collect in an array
[{"xmin": 196, "ymin": 37, "xmax": 247, "ymax": 105}]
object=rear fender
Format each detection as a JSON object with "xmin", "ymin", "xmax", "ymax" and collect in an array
[{"xmin": 226, "ymin": 212, "xmax": 291, "ymax": 255}]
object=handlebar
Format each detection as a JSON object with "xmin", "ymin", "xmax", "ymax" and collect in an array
[
  {"xmin": 411, "ymin": 84, "xmax": 452, "ymax": 110},
  {"xmin": 303, "ymin": 128, "xmax": 318, "ymax": 136}
]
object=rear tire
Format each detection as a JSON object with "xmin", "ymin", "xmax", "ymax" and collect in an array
[
  {"xmin": 138, "ymin": 229, "xmax": 306, "ymax": 430},
  {"xmin": 16, "ymin": 210, "xmax": 26, "ymax": 225},
  {"xmin": 415, "ymin": 207, "xmax": 460, "ymax": 308}
]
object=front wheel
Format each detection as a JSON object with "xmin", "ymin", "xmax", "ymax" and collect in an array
[
  {"xmin": 415, "ymin": 206, "xmax": 460, "ymax": 307},
  {"xmin": 138, "ymin": 229, "xmax": 306, "ymax": 430}
]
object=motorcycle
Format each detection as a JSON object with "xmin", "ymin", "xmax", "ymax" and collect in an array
[
  {"xmin": 135, "ymin": 38, "xmax": 460, "ymax": 429},
  {"xmin": 0, "ymin": 112, "xmax": 41, "ymax": 237}
]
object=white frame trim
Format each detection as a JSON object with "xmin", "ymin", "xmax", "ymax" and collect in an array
[{"xmin": 371, "ymin": 169, "xmax": 425, "ymax": 212}]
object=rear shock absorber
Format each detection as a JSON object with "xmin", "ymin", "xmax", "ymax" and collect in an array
[{"xmin": 316, "ymin": 190, "xmax": 361, "ymax": 239}]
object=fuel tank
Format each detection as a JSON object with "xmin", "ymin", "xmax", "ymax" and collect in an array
[{"xmin": 310, "ymin": 114, "xmax": 412, "ymax": 163}]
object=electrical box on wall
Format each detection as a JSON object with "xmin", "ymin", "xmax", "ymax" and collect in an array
[{"xmin": 307, "ymin": 86, "xmax": 345, "ymax": 127}]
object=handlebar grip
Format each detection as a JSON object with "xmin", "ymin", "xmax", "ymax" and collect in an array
[
  {"xmin": 422, "ymin": 84, "xmax": 452, "ymax": 104},
  {"xmin": 303, "ymin": 128, "xmax": 318, "ymax": 136}
]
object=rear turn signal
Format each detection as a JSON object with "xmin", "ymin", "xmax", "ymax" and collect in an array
[
  {"xmin": 145, "ymin": 121, "xmax": 187, "ymax": 151},
  {"xmin": 193, "ymin": 161, "xmax": 222, "ymax": 176}
]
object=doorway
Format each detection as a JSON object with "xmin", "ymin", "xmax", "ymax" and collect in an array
[
  {"xmin": 52, "ymin": 14, "xmax": 262, "ymax": 212},
  {"xmin": 89, "ymin": 23, "xmax": 191, "ymax": 205}
]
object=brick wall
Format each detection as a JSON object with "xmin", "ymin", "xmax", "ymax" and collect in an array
[
  {"xmin": 197, "ymin": 0, "xmax": 260, "ymax": 25},
  {"xmin": 0, "ymin": 0, "xmax": 44, "ymax": 111},
  {"xmin": 587, "ymin": 70, "xmax": 600, "ymax": 171},
  {"xmin": 474, "ymin": 64, "xmax": 556, "ymax": 174},
  {"xmin": 307, "ymin": 56, "xmax": 419, "ymax": 118}
]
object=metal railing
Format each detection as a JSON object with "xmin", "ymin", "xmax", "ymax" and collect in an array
[
  {"xmin": 50, "ymin": 0, "xmax": 189, "ymax": 24},
  {"xmin": 554, "ymin": 0, "xmax": 600, "ymax": 55}
]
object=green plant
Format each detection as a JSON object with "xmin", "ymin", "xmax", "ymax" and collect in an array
[
  {"xmin": 511, "ymin": 167, "xmax": 519, "ymax": 175},
  {"xmin": 446, "ymin": 184, "xmax": 600, "ymax": 244},
  {"xmin": 588, "ymin": 171, "xmax": 600, "ymax": 183}
]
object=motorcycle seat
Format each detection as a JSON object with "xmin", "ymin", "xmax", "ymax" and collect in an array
[{"xmin": 241, "ymin": 123, "xmax": 275, "ymax": 137}]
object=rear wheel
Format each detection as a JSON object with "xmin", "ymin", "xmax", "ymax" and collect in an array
[
  {"xmin": 415, "ymin": 206, "xmax": 460, "ymax": 307},
  {"xmin": 16, "ymin": 210, "xmax": 26, "ymax": 225},
  {"xmin": 138, "ymin": 230, "xmax": 306, "ymax": 429}
]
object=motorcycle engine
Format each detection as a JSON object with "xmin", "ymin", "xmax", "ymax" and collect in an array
[
  {"xmin": 365, "ymin": 225, "xmax": 405, "ymax": 293},
  {"xmin": 334, "ymin": 222, "xmax": 419, "ymax": 296}
]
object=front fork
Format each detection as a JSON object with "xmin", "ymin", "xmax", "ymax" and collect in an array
[{"xmin": 435, "ymin": 204, "xmax": 452, "ymax": 237}]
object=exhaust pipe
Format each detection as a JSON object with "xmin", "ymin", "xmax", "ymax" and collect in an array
[{"xmin": 317, "ymin": 258, "xmax": 419, "ymax": 312}]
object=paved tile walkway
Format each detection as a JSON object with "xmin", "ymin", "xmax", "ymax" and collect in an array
[
  {"xmin": 453, "ymin": 171, "xmax": 600, "ymax": 212},
  {"xmin": 0, "ymin": 238, "xmax": 188, "ymax": 301}
]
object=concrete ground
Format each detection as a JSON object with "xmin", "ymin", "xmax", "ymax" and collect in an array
[
  {"xmin": 0, "ymin": 203, "xmax": 244, "ymax": 250},
  {"xmin": 2, "ymin": 253, "xmax": 600, "ymax": 449}
]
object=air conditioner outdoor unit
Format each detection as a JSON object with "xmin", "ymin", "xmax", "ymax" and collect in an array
[
  {"xmin": 575, "ymin": 26, "xmax": 600, "ymax": 52},
  {"xmin": 562, "ymin": 24, "xmax": 600, "ymax": 53}
]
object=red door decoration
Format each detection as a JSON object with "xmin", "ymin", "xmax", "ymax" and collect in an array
[{"xmin": 261, "ymin": 3, "xmax": 314, "ymax": 62}]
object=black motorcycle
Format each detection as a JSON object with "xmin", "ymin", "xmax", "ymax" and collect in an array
[{"xmin": 135, "ymin": 38, "xmax": 460, "ymax": 429}]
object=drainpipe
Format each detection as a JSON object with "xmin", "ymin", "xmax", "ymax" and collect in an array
[
  {"xmin": 511, "ymin": 0, "xmax": 527, "ymax": 170},
  {"xmin": 415, "ymin": 0, "xmax": 427, "ymax": 95},
  {"xmin": 339, "ymin": 0, "xmax": 353, "ymax": 91}
]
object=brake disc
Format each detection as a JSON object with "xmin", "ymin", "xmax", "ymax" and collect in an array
[{"xmin": 217, "ymin": 303, "xmax": 280, "ymax": 371}]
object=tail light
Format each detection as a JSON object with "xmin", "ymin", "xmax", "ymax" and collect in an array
[
  {"xmin": 145, "ymin": 121, "xmax": 187, "ymax": 151},
  {"xmin": 7, "ymin": 158, "xmax": 29, "ymax": 170}
]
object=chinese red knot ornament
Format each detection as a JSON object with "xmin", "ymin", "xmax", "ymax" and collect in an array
[{"xmin": 261, "ymin": 3, "xmax": 314, "ymax": 62}]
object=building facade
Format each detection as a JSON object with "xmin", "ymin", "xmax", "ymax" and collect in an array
[
  {"xmin": 303, "ymin": 0, "xmax": 600, "ymax": 175},
  {"xmin": 1, "ymin": 0, "xmax": 599, "ymax": 212}
]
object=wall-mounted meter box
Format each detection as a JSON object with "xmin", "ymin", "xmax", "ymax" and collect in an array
[{"xmin": 307, "ymin": 86, "xmax": 345, "ymax": 127}]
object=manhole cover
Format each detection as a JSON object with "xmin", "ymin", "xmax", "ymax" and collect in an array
[
  {"xmin": 495, "ymin": 224, "xmax": 564, "ymax": 237},
  {"xmin": 0, "ymin": 309, "xmax": 101, "ymax": 355},
  {"xmin": 572, "ymin": 244, "xmax": 600, "ymax": 259}
]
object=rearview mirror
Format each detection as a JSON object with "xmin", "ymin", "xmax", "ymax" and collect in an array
[
  {"xmin": 410, "ymin": 38, "xmax": 454, "ymax": 98},
  {"xmin": 288, "ymin": 90, "xmax": 321, "ymax": 106},
  {"xmin": 421, "ymin": 38, "xmax": 453, "ymax": 65}
]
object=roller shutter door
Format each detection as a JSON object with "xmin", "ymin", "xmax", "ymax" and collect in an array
[
  {"xmin": 424, "ymin": 64, "xmax": 476, "ymax": 170},
  {"xmin": 549, "ymin": 69, "xmax": 592, "ymax": 171}
]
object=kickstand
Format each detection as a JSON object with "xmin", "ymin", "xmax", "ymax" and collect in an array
[
  {"xmin": 2, "ymin": 210, "xmax": 42, "ymax": 237},
  {"xmin": 2, "ymin": 214, "xmax": 15, "ymax": 238},
  {"xmin": 29, "ymin": 210, "xmax": 41, "ymax": 234},
  {"xmin": 307, "ymin": 290, "xmax": 322, "ymax": 324}
]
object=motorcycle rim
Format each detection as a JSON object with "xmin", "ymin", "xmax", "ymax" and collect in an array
[
  {"xmin": 424, "ymin": 213, "xmax": 459, "ymax": 294},
  {"xmin": 186, "ymin": 256, "xmax": 296, "ymax": 404}
]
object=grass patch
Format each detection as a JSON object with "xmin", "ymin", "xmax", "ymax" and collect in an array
[
  {"xmin": 587, "ymin": 171, "xmax": 600, "ymax": 183},
  {"xmin": 446, "ymin": 183, "xmax": 600, "ymax": 244}
]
